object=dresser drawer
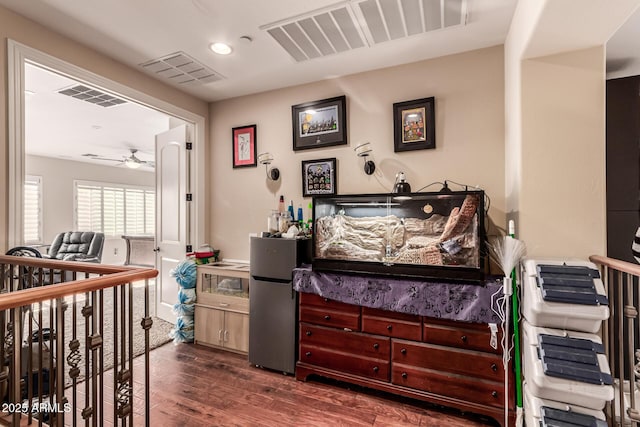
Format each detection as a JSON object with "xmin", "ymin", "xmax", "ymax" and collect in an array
[
  {"xmin": 362, "ymin": 308, "xmax": 421, "ymax": 340},
  {"xmin": 300, "ymin": 305, "xmax": 360, "ymax": 330},
  {"xmin": 299, "ymin": 292, "xmax": 360, "ymax": 313},
  {"xmin": 391, "ymin": 364, "xmax": 508, "ymax": 409},
  {"xmin": 392, "ymin": 340, "xmax": 502, "ymax": 382},
  {"xmin": 300, "ymin": 344, "xmax": 390, "ymax": 381},
  {"xmin": 300, "ymin": 323, "xmax": 389, "ymax": 359},
  {"xmin": 423, "ymin": 317, "xmax": 500, "ymax": 354}
]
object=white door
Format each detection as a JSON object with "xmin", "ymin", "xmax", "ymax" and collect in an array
[{"xmin": 155, "ymin": 124, "xmax": 190, "ymax": 322}]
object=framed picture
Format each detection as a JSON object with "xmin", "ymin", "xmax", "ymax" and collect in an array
[
  {"xmin": 292, "ymin": 95, "xmax": 347, "ymax": 151},
  {"xmin": 232, "ymin": 124, "xmax": 257, "ymax": 168},
  {"xmin": 393, "ymin": 97, "xmax": 435, "ymax": 152},
  {"xmin": 301, "ymin": 158, "xmax": 337, "ymax": 197}
]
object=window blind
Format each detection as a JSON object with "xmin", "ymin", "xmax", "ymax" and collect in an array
[
  {"xmin": 24, "ymin": 175, "xmax": 42, "ymax": 244},
  {"xmin": 75, "ymin": 181, "xmax": 155, "ymax": 237}
]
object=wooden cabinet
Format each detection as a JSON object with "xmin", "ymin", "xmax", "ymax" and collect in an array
[
  {"xmin": 297, "ymin": 293, "xmax": 513, "ymax": 427},
  {"xmin": 194, "ymin": 264, "xmax": 250, "ymax": 354}
]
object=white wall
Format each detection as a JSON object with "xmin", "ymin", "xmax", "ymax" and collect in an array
[
  {"xmin": 209, "ymin": 46, "xmax": 506, "ymax": 261},
  {"xmin": 26, "ymin": 154, "xmax": 154, "ymax": 264}
]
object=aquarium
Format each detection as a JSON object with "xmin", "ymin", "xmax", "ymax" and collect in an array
[{"xmin": 312, "ymin": 190, "xmax": 486, "ymax": 281}]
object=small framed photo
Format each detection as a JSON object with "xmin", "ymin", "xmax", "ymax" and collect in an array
[
  {"xmin": 301, "ymin": 158, "xmax": 337, "ymax": 197},
  {"xmin": 232, "ymin": 124, "xmax": 257, "ymax": 168},
  {"xmin": 292, "ymin": 96, "xmax": 347, "ymax": 151},
  {"xmin": 393, "ymin": 97, "xmax": 435, "ymax": 152}
]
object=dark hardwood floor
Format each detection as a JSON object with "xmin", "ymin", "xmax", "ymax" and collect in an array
[
  {"xmin": 139, "ymin": 343, "xmax": 499, "ymax": 427},
  {"xmin": 64, "ymin": 342, "xmax": 499, "ymax": 426}
]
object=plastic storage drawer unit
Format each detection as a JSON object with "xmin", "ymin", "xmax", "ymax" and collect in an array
[
  {"xmin": 522, "ymin": 322, "xmax": 614, "ymax": 409},
  {"xmin": 523, "ymin": 382, "xmax": 607, "ymax": 427},
  {"xmin": 522, "ymin": 259, "xmax": 609, "ymax": 333}
]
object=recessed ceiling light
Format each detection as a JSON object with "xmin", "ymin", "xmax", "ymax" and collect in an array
[{"xmin": 210, "ymin": 42, "xmax": 232, "ymax": 55}]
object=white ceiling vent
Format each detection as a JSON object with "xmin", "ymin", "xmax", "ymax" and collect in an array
[
  {"xmin": 58, "ymin": 85, "xmax": 127, "ymax": 107},
  {"xmin": 139, "ymin": 52, "xmax": 224, "ymax": 85},
  {"xmin": 262, "ymin": 0, "xmax": 468, "ymax": 62}
]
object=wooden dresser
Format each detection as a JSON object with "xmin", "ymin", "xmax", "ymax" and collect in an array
[{"xmin": 296, "ymin": 292, "xmax": 514, "ymax": 426}]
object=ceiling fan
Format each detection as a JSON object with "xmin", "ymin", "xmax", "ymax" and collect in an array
[{"xmin": 82, "ymin": 148, "xmax": 154, "ymax": 169}]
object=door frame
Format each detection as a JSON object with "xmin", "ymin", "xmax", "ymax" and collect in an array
[{"xmin": 6, "ymin": 39, "xmax": 205, "ymax": 252}]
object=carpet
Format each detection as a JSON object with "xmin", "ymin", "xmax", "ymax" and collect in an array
[{"xmin": 24, "ymin": 280, "xmax": 173, "ymax": 386}]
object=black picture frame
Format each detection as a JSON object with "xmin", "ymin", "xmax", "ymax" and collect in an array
[
  {"xmin": 292, "ymin": 95, "xmax": 347, "ymax": 151},
  {"xmin": 232, "ymin": 124, "xmax": 257, "ymax": 168},
  {"xmin": 393, "ymin": 97, "xmax": 435, "ymax": 152},
  {"xmin": 301, "ymin": 158, "xmax": 337, "ymax": 197}
]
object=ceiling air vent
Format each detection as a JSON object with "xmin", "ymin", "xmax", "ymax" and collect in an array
[
  {"xmin": 58, "ymin": 85, "xmax": 127, "ymax": 107},
  {"xmin": 139, "ymin": 52, "xmax": 223, "ymax": 85},
  {"xmin": 262, "ymin": 0, "xmax": 468, "ymax": 62}
]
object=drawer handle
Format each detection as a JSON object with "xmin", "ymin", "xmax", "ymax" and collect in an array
[
  {"xmin": 386, "ymin": 325, "xmax": 393, "ymax": 331},
  {"xmin": 305, "ymin": 351, "xmax": 312, "ymax": 357},
  {"xmin": 373, "ymin": 343, "xmax": 379, "ymax": 350},
  {"xmin": 401, "ymin": 372, "xmax": 408, "ymax": 379},
  {"xmin": 491, "ymin": 363, "xmax": 497, "ymax": 372},
  {"xmin": 305, "ymin": 331, "xmax": 312, "ymax": 336},
  {"xmin": 373, "ymin": 366, "xmax": 379, "ymax": 373},
  {"xmin": 491, "ymin": 391, "xmax": 498, "ymax": 398},
  {"xmin": 324, "ymin": 298, "xmax": 329, "ymax": 302},
  {"xmin": 324, "ymin": 315, "xmax": 331, "ymax": 321},
  {"xmin": 400, "ymin": 348, "xmax": 407, "ymax": 355},
  {"xmin": 461, "ymin": 335, "xmax": 468, "ymax": 343}
]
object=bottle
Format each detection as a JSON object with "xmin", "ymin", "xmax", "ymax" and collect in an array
[
  {"xmin": 268, "ymin": 210, "xmax": 279, "ymax": 233},
  {"xmin": 279, "ymin": 211, "xmax": 292, "ymax": 233},
  {"xmin": 288, "ymin": 200, "xmax": 295, "ymax": 219},
  {"xmin": 278, "ymin": 195, "xmax": 285, "ymax": 214},
  {"xmin": 297, "ymin": 204, "xmax": 303, "ymax": 223}
]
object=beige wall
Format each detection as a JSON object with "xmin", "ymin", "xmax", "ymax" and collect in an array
[
  {"xmin": 0, "ymin": 5, "xmax": 209, "ymax": 252},
  {"xmin": 518, "ymin": 46, "xmax": 606, "ymax": 258},
  {"xmin": 209, "ymin": 46, "xmax": 506, "ymax": 261}
]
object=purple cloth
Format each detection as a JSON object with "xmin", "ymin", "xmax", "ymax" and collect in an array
[{"xmin": 293, "ymin": 266, "xmax": 504, "ymax": 324}]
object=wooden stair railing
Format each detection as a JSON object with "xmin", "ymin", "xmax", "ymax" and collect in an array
[
  {"xmin": 590, "ymin": 255, "xmax": 640, "ymax": 426},
  {"xmin": 0, "ymin": 255, "xmax": 158, "ymax": 426}
]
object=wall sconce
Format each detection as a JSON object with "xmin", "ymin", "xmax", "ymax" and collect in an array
[
  {"xmin": 392, "ymin": 171, "xmax": 412, "ymax": 200},
  {"xmin": 258, "ymin": 152, "xmax": 280, "ymax": 180},
  {"xmin": 354, "ymin": 142, "xmax": 376, "ymax": 175}
]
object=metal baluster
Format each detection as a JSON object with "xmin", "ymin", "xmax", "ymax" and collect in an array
[
  {"xmin": 128, "ymin": 280, "xmax": 134, "ymax": 426},
  {"xmin": 82, "ymin": 291, "xmax": 92, "ymax": 426},
  {"xmin": 113, "ymin": 284, "xmax": 118, "ymax": 425},
  {"xmin": 618, "ymin": 270, "xmax": 626, "ymax": 427},
  {"xmin": 142, "ymin": 278, "xmax": 153, "ymax": 427},
  {"xmin": 67, "ymin": 294, "xmax": 79, "ymax": 427},
  {"xmin": 625, "ymin": 272, "xmax": 638, "ymax": 424},
  {"xmin": 98, "ymin": 285, "xmax": 104, "ymax": 427},
  {"xmin": 11, "ymin": 306, "xmax": 22, "ymax": 426}
]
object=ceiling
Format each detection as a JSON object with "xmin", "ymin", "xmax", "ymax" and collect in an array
[
  {"xmin": 0, "ymin": 0, "xmax": 518, "ymax": 102},
  {"xmin": 24, "ymin": 63, "xmax": 171, "ymax": 169},
  {"xmin": 3, "ymin": 0, "xmax": 639, "ymax": 167}
]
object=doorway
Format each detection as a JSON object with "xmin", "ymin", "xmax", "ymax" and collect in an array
[
  {"xmin": 7, "ymin": 40, "xmax": 206, "ymax": 323},
  {"xmin": 24, "ymin": 62, "xmax": 171, "ymax": 265}
]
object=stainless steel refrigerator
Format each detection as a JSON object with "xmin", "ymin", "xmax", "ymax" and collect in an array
[{"xmin": 249, "ymin": 236, "xmax": 310, "ymax": 374}]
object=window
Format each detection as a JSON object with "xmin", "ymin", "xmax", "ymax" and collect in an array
[
  {"xmin": 24, "ymin": 175, "xmax": 43, "ymax": 244},
  {"xmin": 75, "ymin": 181, "xmax": 155, "ymax": 236}
]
